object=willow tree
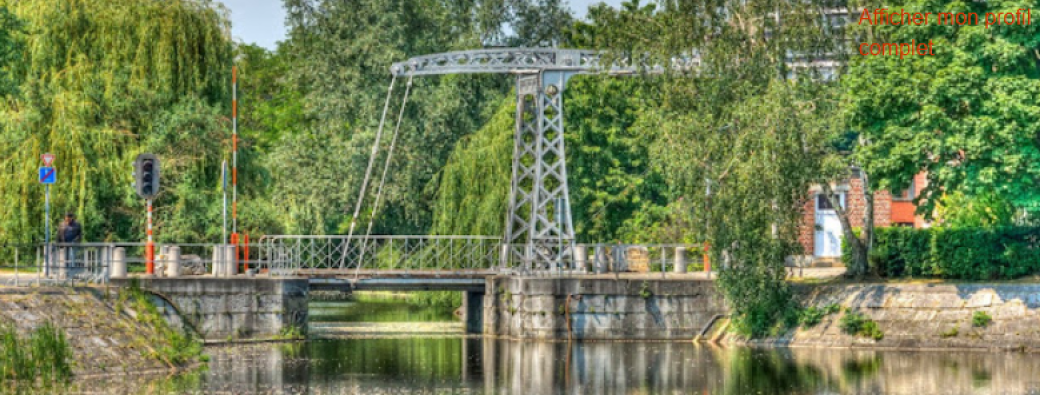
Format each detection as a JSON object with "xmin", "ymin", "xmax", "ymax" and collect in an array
[{"xmin": 0, "ymin": 0, "xmax": 233, "ymax": 243}]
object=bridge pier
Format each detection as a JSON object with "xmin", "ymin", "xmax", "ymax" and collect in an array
[
  {"xmin": 463, "ymin": 290, "xmax": 485, "ymax": 334},
  {"xmin": 111, "ymin": 277, "xmax": 309, "ymax": 341}
]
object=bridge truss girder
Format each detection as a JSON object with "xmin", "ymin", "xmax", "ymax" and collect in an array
[{"xmin": 390, "ymin": 48, "xmax": 694, "ymax": 271}]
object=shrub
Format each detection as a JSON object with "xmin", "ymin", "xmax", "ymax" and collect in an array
[
  {"xmin": 799, "ymin": 307, "xmax": 826, "ymax": 327},
  {"xmin": 799, "ymin": 304, "xmax": 841, "ymax": 328},
  {"xmin": 868, "ymin": 226, "xmax": 1040, "ymax": 280},
  {"xmin": 972, "ymin": 311, "xmax": 992, "ymax": 327},
  {"xmin": 840, "ymin": 311, "xmax": 865, "ymax": 334},
  {"xmin": 840, "ymin": 311, "xmax": 884, "ymax": 341}
]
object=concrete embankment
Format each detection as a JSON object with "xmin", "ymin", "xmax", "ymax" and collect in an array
[
  {"xmin": 751, "ymin": 283, "xmax": 1040, "ymax": 350},
  {"xmin": 484, "ymin": 276, "xmax": 1040, "ymax": 351},
  {"xmin": 0, "ymin": 287, "xmax": 189, "ymax": 376}
]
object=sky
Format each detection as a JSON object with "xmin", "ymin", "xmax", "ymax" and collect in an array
[{"xmin": 220, "ymin": 0, "xmax": 626, "ymax": 49}]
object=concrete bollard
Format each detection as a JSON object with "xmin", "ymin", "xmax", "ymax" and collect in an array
[
  {"xmin": 593, "ymin": 245, "xmax": 608, "ymax": 274},
  {"xmin": 224, "ymin": 244, "xmax": 237, "ymax": 277},
  {"xmin": 111, "ymin": 247, "xmax": 127, "ymax": 278},
  {"xmin": 212, "ymin": 245, "xmax": 225, "ymax": 277},
  {"xmin": 574, "ymin": 244, "xmax": 588, "ymax": 271},
  {"xmin": 674, "ymin": 247, "xmax": 687, "ymax": 274},
  {"xmin": 166, "ymin": 246, "xmax": 181, "ymax": 278}
]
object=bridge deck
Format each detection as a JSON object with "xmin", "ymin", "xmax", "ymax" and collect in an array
[{"xmin": 281, "ymin": 268, "xmax": 847, "ymax": 292}]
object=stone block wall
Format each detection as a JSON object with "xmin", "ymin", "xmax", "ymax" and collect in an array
[
  {"xmin": 754, "ymin": 284, "xmax": 1040, "ymax": 350},
  {"xmin": 113, "ymin": 278, "xmax": 309, "ymax": 341},
  {"xmin": 483, "ymin": 277, "xmax": 726, "ymax": 340}
]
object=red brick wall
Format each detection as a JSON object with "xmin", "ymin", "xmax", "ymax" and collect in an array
[{"xmin": 797, "ymin": 174, "xmax": 895, "ymax": 255}]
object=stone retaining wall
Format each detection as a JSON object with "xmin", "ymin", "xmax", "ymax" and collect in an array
[
  {"xmin": 0, "ymin": 287, "xmax": 173, "ymax": 375},
  {"xmin": 751, "ymin": 283, "xmax": 1040, "ymax": 350}
]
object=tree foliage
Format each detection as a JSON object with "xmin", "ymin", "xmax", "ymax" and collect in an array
[
  {"xmin": 575, "ymin": 0, "xmax": 841, "ymax": 336},
  {"xmin": 0, "ymin": 0, "xmax": 233, "ymax": 243},
  {"xmin": 844, "ymin": 0, "xmax": 1040, "ymax": 216}
]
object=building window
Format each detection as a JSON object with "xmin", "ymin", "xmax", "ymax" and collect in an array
[
  {"xmin": 816, "ymin": 193, "xmax": 845, "ymax": 210},
  {"xmin": 893, "ymin": 179, "xmax": 915, "ymax": 201}
]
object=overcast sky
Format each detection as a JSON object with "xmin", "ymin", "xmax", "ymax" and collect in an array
[{"xmin": 220, "ymin": 0, "xmax": 626, "ymax": 49}]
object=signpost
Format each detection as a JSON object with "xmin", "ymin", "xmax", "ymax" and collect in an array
[{"xmin": 39, "ymin": 153, "xmax": 55, "ymax": 276}]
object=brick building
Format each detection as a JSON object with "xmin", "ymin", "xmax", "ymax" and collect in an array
[{"xmin": 798, "ymin": 170, "xmax": 929, "ymax": 261}]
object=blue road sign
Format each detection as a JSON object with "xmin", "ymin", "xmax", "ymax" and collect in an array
[{"xmin": 39, "ymin": 167, "xmax": 56, "ymax": 184}]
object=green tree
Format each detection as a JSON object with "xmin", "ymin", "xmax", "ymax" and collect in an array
[
  {"xmin": 578, "ymin": 0, "xmax": 841, "ymax": 335},
  {"xmin": 0, "ymin": 6, "xmax": 23, "ymax": 97},
  {"xmin": 844, "ymin": 0, "xmax": 1040, "ymax": 218},
  {"xmin": 0, "ymin": 0, "xmax": 233, "ymax": 243}
]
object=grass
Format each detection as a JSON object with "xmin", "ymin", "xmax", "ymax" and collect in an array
[
  {"xmin": 117, "ymin": 280, "xmax": 204, "ymax": 366},
  {"xmin": 0, "ymin": 321, "xmax": 72, "ymax": 384},
  {"xmin": 940, "ymin": 326, "xmax": 959, "ymax": 338}
]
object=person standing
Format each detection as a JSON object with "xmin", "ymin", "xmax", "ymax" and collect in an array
[{"xmin": 58, "ymin": 213, "xmax": 82, "ymax": 275}]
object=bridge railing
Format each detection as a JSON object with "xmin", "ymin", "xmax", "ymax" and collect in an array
[
  {"xmin": 257, "ymin": 236, "xmax": 702, "ymax": 276},
  {"xmin": 499, "ymin": 243, "xmax": 702, "ymax": 274},
  {"xmin": 257, "ymin": 236, "xmax": 503, "ymax": 274}
]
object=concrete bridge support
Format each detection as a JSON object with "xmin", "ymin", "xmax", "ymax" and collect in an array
[
  {"xmin": 464, "ymin": 290, "xmax": 485, "ymax": 334},
  {"xmin": 111, "ymin": 277, "xmax": 308, "ymax": 341}
]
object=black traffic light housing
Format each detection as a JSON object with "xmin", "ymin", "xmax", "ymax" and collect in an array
[{"xmin": 134, "ymin": 153, "xmax": 160, "ymax": 199}]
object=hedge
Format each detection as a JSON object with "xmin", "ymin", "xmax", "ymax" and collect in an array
[{"xmin": 842, "ymin": 226, "xmax": 1040, "ymax": 280}]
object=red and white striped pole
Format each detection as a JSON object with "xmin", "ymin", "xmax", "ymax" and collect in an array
[
  {"xmin": 231, "ymin": 66, "xmax": 239, "ymax": 270},
  {"xmin": 146, "ymin": 198, "xmax": 154, "ymax": 275}
]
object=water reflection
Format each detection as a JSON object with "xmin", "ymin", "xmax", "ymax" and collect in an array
[{"xmin": 78, "ymin": 339, "xmax": 1040, "ymax": 394}]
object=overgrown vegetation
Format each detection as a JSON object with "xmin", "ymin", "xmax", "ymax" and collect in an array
[
  {"xmin": 840, "ymin": 312, "xmax": 884, "ymax": 341},
  {"xmin": 972, "ymin": 311, "xmax": 992, "ymax": 328},
  {"xmin": 799, "ymin": 304, "xmax": 841, "ymax": 328},
  {"xmin": 0, "ymin": 321, "xmax": 72, "ymax": 384},
  {"xmin": 117, "ymin": 281, "xmax": 204, "ymax": 366},
  {"xmin": 940, "ymin": 327, "xmax": 959, "ymax": 338}
]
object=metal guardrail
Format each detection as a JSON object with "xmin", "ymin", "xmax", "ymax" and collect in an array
[
  {"xmin": 257, "ymin": 236, "xmax": 502, "ymax": 275},
  {"xmin": 0, "ymin": 242, "xmax": 264, "ymax": 286},
  {"xmin": 0, "ymin": 238, "xmax": 706, "ymax": 284},
  {"xmin": 257, "ymin": 236, "xmax": 703, "ymax": 276}
]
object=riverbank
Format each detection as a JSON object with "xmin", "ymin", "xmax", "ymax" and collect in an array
[
  {"xmin": 743, "ymin": 283, "xmax": 1040, "ymax": 351},
  {"xmin": 0, "ymin": 286, "xmax": 202, "ymax": 377},
  {"xmin": 483, "ymin": 275, "xmax": 1040, "ymax": 351}
]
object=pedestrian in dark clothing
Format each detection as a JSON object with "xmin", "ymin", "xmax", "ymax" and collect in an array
[
  {"xmin": 59, "ymin": 213, "xmax": 82, "ymax": 243},
  {"xmin": 58, "ymin": 213, "xmax": 82, "ymax": 273}
]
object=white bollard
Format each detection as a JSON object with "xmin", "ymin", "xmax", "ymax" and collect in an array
[
  {"xmin": 574, "ymin": 245, "xmax": 588, "ymax": 271},
  {"xmin": 674, "ymin": 247, "xmax": 687, "ymax": 274},
  {"xmin": 166, "ymin": 246, "xmax": 181, "ymax": 278},
  {"xmin": 224, "ymin": 245, "xmax": 237, "ymax": 277},
  {"xmin": 212, "ymin": 245, "xmax": 225, "ymax": 277},
  {"xmin": 594, "ymin": 245, "xmax": 608, "ymax": 274},
  {"xmin": 111, "ymin": 247, "xmax": 127, "ymax": 278}
]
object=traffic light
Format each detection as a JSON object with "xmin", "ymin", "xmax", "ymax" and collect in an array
[{"xmin": 134, "ymin": 153, "xmax": 160, "ymax": 199}]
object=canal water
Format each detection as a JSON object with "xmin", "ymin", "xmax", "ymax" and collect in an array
[{"xmin": 76, "ymin": 299, "xmax": 1040, "ymax": 394}]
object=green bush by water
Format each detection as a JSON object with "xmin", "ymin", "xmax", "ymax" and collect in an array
[
  {"xmin": 0, "ymin": 321, "xmax": 72, "ymax": 383},
  {"xmin": 840, "ymin": 311, "xmax": 883, "ymax": 341},
  {"xmin": 843, "ymin": 226, "xmax": 1040, "ymax": 280}
]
